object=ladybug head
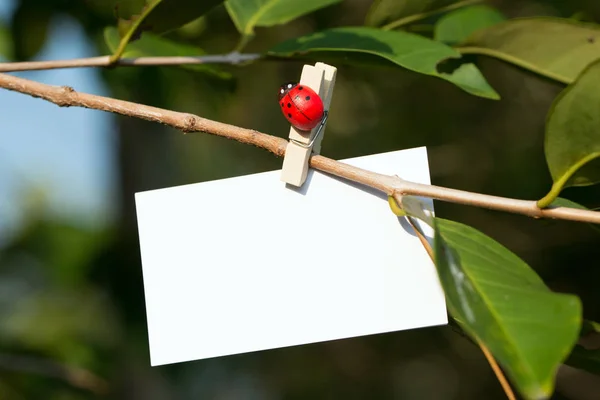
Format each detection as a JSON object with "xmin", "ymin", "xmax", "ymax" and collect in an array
[{"xmin": 278, "ymin": 82, "xmax": 297, "ymax": 100}]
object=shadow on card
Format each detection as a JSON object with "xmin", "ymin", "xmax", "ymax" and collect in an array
[
  {"xmin": 301, "ymin": 168, "xmax": 438, "ymax": 240},
  {"xmin": 284, "ymin": 169, "xmax": 317, "ymax": 196}
]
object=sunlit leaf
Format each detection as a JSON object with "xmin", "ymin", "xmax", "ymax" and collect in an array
[
  {"xmin": 433, "ymin": 218, "xmax": 581, "ymax": 399},
  {"xmin": 365, "ymin": 0, "xmax": 464, "ymax": 29},
  {"xmin": 434, "ymin": 5, "xmax": 505, "ymax": 44},
  {"xmin": 538, "ymin": 59, "xmax": 600, "ymax": 207},
  {"xmin": 268, "ymin": 27, "xmax": 499, "ymax": 99},
  {"xmin": 458, "ymin": 17, "xmax": 600, "ymax": 84},
  {"xmin": 103, "ymin": 27, "xmax": 231, "ymax": 79},
  {"xmin": 225, "ymin": 0, "xmax": 341, "ymax": 36}
]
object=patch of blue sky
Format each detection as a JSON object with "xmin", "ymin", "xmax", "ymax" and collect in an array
[{"xmin": 0, "ymin": 3, "xmax": 116, "ymax": 243}]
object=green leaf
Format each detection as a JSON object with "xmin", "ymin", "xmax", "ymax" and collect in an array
[
  {"xmin": 537, "ymin": 59, "xmax": 600, "ymax": 207},
  {"xmin": 550, "ymin": 197, "xmax": 588, "ymax": 210},
  {"xmin": 103, "ymin": 27, "xmax": 231, "ymax": 79},
  {"xmin": 9, "ymin": 2, "xmax": 52, "ymax": 61},
  {"xmin": 433, "ymin": 218, "xmax": 581, "ymax": 399},
  {"xmin": 117, "ymin": 0, "xmax": 224, "ymax": 37},
  {"xmin": 565, "ymin": 346, "xmax": 600, "ymax": 375},
  {"xmin": 110, "ymin": 0, "xmax": 224, "ymax": 61},
  {"xmin": 0, "ymin": 19, "xmax": 12, "ymax": 60},
  {"xmin": 458, "ymin": 17, "xmax": 600, "ymax": 84},
  {"xmin": 365, "ymin": 0, "xmax": 478, "ymax": 30},
  {"xmin": 268, "ymin": 27, "xmax": 499, "ymax": 99},
  {"xmin": 225, "ymin": 0, "xmax": 341, "ymax": 37},
  {"xmin": 434, "ymin": 5, "xmax": 505, "ymax": 44}
]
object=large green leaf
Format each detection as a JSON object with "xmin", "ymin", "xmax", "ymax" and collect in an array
[
  {"xmin": 458, "ymin": 17, "xmax": 600, "ymax": 84},
  {"xmin": 537, "ymin": 59, "xmax": 600, "ymax": 207},
  {"xmin": 365, "ymin": 0, "xmax": 471, "ymax": 29},
  {"xmin": 103, "ymin": 27, "xmax": 231, "ymax": 79},
  {"xmin": 433, "ymin": 218, "xmax": 581, "ymax": 399},
  {"xmin": 225, "ymin": 0, "xmax": 341, "ymax": 36},
  {"xmin": 268, "ymin": 27, "xmax": 499, "ymax": 99},
  {"xmin": 434, "ymin": 5, "xmax": 505, "ymax": 44},
  {"xmin": 110, "ymin": 0, "xmax": 224, "ymax": 61}
]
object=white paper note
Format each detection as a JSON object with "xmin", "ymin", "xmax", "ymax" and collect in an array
[{"xmin": 135, "ymin": 146, "xmax": 447, "ymax": 366}]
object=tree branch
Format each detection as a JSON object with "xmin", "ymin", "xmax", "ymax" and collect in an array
[
  {"xmin": 478, "ymin": 342, "xmax": 517, "ymax": 400},
  {"xmin": 0, "ymin": 53, "xmax": 261, "ymax": 72},
  {"xmin": 1, "ymin": 71, "xmax": 599, "ymax": 225}
]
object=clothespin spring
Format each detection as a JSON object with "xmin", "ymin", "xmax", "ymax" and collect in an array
[{"xmin": 289, "ymin": 111, "xmax": 329, "ymax": 149}]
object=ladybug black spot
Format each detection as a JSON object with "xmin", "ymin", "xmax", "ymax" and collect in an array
[
  {"xmin": 287, "ymin": 113, "xmax": 292, "ymax": 118},
  {"xmin": 287, "ymin": 103, "xmax": 291, "ymax": 108},
  {"xmin": 305, "ymin": 96, "xmax": 310, "ymax": 101},
  {"xmin": 281, "ymin": 102, "xmax": 284, "ymax": 107},
  {"xmin": 298, "ymin": 86, "xmax": 303, "ymax": 90}
]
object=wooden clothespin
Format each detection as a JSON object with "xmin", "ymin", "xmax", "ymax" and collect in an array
[{"xmin": 280, "ymin": 62, "xmax": 337, "ymax": 187}]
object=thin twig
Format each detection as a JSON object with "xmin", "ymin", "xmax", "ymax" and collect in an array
[
  {"xmin": 0, "ymin": 353, "xmax": 108, "ymax": 394},
  {"xmin": 406, "ymin": 216, "xmax": 434, "ymax": 259},
  {"xmin": 478, "ymin": 342, "xmax": 517, "ymax": 400},
  {"xmin": 0, "ymin": 53, "xmax": 261, "ymax": 72},
  {"xmin": 1, "ymin": 72, "xmax": 599, "ymax": 225}
]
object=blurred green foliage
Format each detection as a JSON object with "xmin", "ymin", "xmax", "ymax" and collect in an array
[{"xmin": 2, "ymin": 0, "xmax": 600, "ymax": 399}]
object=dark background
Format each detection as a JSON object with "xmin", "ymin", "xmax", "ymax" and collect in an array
[{"xmin": 1, "ymin": 0, "xmax": 599, "ymax": 398}]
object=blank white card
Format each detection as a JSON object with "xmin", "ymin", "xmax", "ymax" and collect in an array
[{"xmin": 135, "ymin": 146, "xmax": 447, "ymax": 366}]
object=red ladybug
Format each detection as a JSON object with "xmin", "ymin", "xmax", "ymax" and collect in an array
[{"xmin": 278, "ymin": 82, "xmax": 324, "ymax": 131}]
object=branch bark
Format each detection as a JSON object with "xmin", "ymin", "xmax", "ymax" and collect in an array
[
  {"xmin": 1, "ymin": 71, "xmax": 599, "ymax": 225},
  {"xmin": 0, "ymin": 53, "xmax": 261, "ymax": 72}
]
